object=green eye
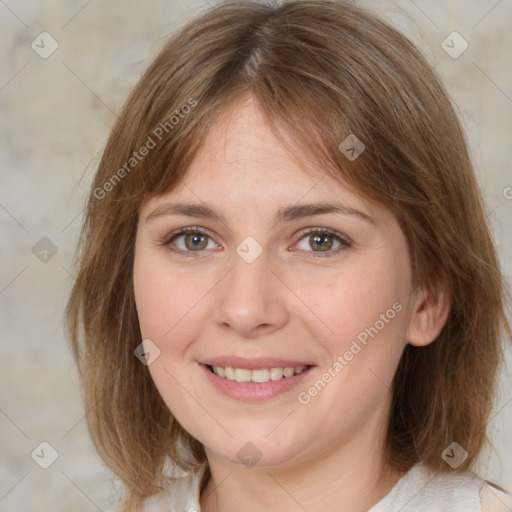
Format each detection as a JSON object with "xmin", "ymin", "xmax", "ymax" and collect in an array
[
  {"xmin": 166, "ymin": 228, "xmax": 216, "ymax": 254},
  {"xmin": 163, "ymin": 226, "xmax": 351, "ymax": 259},
  {"xmin": 294, "ymin": 228, "xmax": 350, "ymax": 256},
  {"xmin": 182, "ymin": 233, "xmax": 209, "ymax": 251},
  {"xmin": 308, "ymin": 233, "xmax": 335, "ymax": 251}
]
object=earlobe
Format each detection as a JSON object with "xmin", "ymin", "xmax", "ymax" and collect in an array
[{"xmin": 406, "ymin": 277, "xmax": 451, "ymax": 347}]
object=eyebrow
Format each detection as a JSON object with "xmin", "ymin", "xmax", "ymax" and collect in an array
[{"xmin": 145, "ymin": 201, "xmax": 375, "ymax": 226}]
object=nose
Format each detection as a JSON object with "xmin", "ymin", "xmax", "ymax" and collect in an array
[{"xmin": 212, "ymin": 247, "xmax": 289, "ymax": 339}]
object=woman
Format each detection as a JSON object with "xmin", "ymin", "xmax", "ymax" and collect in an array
[{"xmin": 66, "ymin": 1, "xmax": 512, "ymax": 510}]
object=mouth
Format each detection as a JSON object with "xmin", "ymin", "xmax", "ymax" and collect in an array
[
  {"xmin": 205, "ymin": 364, "xmax": 312, "ymax": 383},
  {"xmin": 199, "ymin": 359, "xmax": 316, "ymax": 401}
]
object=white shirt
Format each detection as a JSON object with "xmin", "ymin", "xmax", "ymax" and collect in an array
[{"xmin": 114, "ymin": 462, "xmax": 512, "ymax": 511}]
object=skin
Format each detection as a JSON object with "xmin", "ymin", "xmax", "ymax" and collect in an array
[{"xmin": 133, "ymin": 93, "xmax": 450, "ymax": 512}]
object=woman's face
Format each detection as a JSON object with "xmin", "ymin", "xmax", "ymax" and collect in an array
[{"xmin": 133, "ymin": 95, "xmax": 420, "ymax": 469}]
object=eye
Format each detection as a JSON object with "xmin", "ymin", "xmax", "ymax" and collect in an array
[
  {"xmin": 163, "ymin": 227, "xmax": 219, "ymax": 256},
  {"xmin": 293, "ymin": 228, "xmax": 351, "ymax": 257},
  {"xmin": 161, "ymin": 226, "xmax": 351, "ymax": 259}
]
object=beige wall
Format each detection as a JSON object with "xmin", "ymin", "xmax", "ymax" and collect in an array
[{"xmin": 0, "ymin": 1, "xmax": 511, "ymax": 510}]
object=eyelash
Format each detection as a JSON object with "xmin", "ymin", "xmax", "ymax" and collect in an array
[{"xmin": 159, "ymin": 226, "xmax": 351, "ymax": 259}]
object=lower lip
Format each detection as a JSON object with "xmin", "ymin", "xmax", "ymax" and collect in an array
[{"xmin": 199, "ymin": 364, "xmax": 314, "ymax": 401}]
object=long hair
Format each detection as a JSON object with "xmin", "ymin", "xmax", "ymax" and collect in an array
[{"xmin": 65, "ymin": 1, "xmax": 511, "ymax": 508}]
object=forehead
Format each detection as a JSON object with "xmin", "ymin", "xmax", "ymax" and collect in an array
[
  {"xmin": 140, "ymin": 94, "xmax": 380, "ymax": 225},
  {"xmin": 188, "ymin": 95, "xmax": 321, "ymax": 184},
  {"xmin": 161, "ymin": 97, "xmax": 352, "ymax": 201}
]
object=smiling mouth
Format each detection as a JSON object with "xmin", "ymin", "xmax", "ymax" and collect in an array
[{"xmin": 206, "ymin": 364, "xmax": 312, "ymax": 383}]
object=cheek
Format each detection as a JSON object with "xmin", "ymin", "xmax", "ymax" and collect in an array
[
  {"xmin": 133, "ymin": 242, "xmax": 184, "ymax": 347},
  {"xmin": 133, "ymin": 254, "xmax": 172, "ymax": 341},
  {"xmin": 298, "ymin": 255, "xmax": 410, "ymax": 385},
  {"xmin": 307, "ymin": 263, "xmax": 405, "ymax": 338},
  {"xmin": 133, "ymin": 243, "xmax": 216, "ymax": 356},
  {"xmin": 292, "ymin": 266, "xmax": 409, "ymax": 427},
  {"xmin": 132, "ymin": 245, "xmax": 207, "ymax": 412}
]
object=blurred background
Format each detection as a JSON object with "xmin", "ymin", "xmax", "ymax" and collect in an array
[{"xmin": 0, "ymin": 0, "xmax": 511, "ymax": 510}]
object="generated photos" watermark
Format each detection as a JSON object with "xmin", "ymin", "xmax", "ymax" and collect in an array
[{"xmin": 298, "ymin": 301, "xmax": 403, "ymax": 405}]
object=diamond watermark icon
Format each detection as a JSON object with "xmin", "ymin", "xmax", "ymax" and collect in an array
[
  {"xmin": 31, "ymin": 441, "xmax": 59, "ymax": 469},
  {"xmin": 338, "ymin": 134, "xmax": 365, "ymax": 161},
  {"xmin": 31, "ymin": 32, "xmax": 59, "ymax": 59},
  {"xmin": 442, "ymin": 441, "xmax": 468, "ymax": 468},
  {"xmin": 134, "ymin": 338, "xmax": 161, "ymax": 366},
  {"xmin": 236, "ymin": 236, "xmax": 263, "ymax": 264},
  {"xmin": 32, "ymin": 237, "xmax": 58, "ymax": 262},
  {"xmin": 237, "ymin": 442, "xmax": 262, "ymax": 468},
  {"xmin": 441, "ymin": 32, "xmax": 468, "ymax": 59}
]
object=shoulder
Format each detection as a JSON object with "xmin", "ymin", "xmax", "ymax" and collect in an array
[
  {"xmin": 480, "ymin": 481, "xmax": 512, "ymax": 512},
  {"xmin": 107, "ymin": 465, "xmax": 206, "ymax": 512},
  {"xmin": 371, "ymin": 463, "xmax": 512, "ymax": 512}
]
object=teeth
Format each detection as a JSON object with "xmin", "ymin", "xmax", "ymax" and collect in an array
[
  {"xmin": 211, "ymin": 365, "xmax": 307, "ymax": 383},
  {"xmin": 234, "ymin": 368, "xmax": 252, "ymax": 382},
  {"xmin": 251, "ymin": 369, "xmax": 270, "ymax": 383},
  {"xmin": 269, "ymin": 367, "xmax": 284, "ymax": 380},
  {"xmin": 283, "ymin": 367, "xmax": 295, "ymax": 378}
]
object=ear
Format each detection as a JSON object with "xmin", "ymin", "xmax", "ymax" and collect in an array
[{"xmin": 407, "ymin": 273, "xmax": 451, "ymax": 347}]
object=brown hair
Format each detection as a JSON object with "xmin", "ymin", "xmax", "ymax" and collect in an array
[{"xmin": 65, "ymin": 0, "xmax": 511, "ymax": 508}]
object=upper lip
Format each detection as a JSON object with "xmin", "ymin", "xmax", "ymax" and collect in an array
[{"xmin": 200, "ymin": 356, "xmax": 315, "ymax": 370}]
